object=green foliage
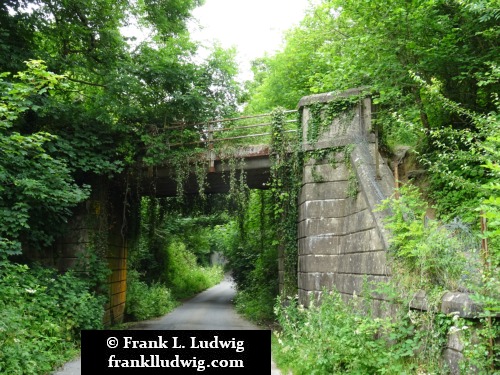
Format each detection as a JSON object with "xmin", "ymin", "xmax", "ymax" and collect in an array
[
  {"xmin": 0, "ymin": 61, "xmax": 89, "ymax": 255},
  {"xmin": 233, "ymin": 237, "xmax": 278, "ymax": 324},
  {"xmin": 375, "ymin": 182, "xmax": 498, "ymax": 372},
  {"xmin": 125, "ymin": 269, "xmax": 176, "ymax": 321},
  {"xmin": 273, "ymin": 291, "xmax": 453, "ymax": 374},
  {"xmin": 220, "ymin": 191, "xmax": 279, "ymax": 323},
  {"xmin": 126, "ymin": 196, "xmax": 225, "ymax": 319},
  {"xmin": 376, "ymin": 185, "xmax": 472, "ymax": 290},
  {"xmin": 164, "ymin": 241, "xmax": 224, "ymax": 300},
  {"xmin": 0, "ymin": 259, "xmax": 105, "ymax": 375},
  {"xmin": 243, "ymin": 0, "xmax": 500, "ymax": 222},
  {"xmin": 270, "ymin": 108, "xmax": 302, "ymax": 297},
  {"xmin": 305, "ymin": 98, "xmax": 357, "ymax": 145},
  {"xmin": 467, "ymin": 100, "xmax": 500, "ymax": 372}
]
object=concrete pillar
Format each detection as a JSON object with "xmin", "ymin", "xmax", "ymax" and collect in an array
[{"xmin": 296, "ymin": 88, "xmax": 393, "ymax": 307}]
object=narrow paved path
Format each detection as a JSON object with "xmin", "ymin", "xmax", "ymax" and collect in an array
[
  {"xmin": 52, "ymin": 277, "xmax": 282, "ymax": 374},
  {"xmin": 131, "ymin": 277, "xmax": 257, "ymax": 330}
]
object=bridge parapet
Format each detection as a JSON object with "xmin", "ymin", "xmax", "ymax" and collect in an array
[{"xmin": 299, "ymin": 87, "xmax": 373, "ymax": 151}]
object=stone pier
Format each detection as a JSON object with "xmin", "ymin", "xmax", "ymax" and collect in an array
[{"xmin": 296, "ymin": 89, "xmax": 395, "ymax": 307}]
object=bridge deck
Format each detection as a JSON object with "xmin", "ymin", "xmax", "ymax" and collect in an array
[{"xmin": 143, "ymin": 145, "xmax": 274, "ymax": 196}]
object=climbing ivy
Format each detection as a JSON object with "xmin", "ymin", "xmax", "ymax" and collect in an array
[
  {"xmin": 305, "ymin": 97, "xmax": 358, "ymax": 145},
  {"xmin": 269, "ymin": 107, "xmax": 302, "ymax": 296},
  {"xmin": 303, "ymin": 143, "xmax": 358, "ymax": 198}
]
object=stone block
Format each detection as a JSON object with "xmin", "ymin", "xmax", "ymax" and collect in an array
[
  {"xmin": 325, "ymin": 114, "xmax": 361, "ymax": 138},
  {"xmin": 303, "ymin": 164, "xmax": 348, "ymax": 184},
  {"xmin": 57, "ymin": 257, "xmax": 78, "ymax": 270},
  {"xmin": 104, "ymin": 302, "xmax": 126, "ymax": 326},
  {"xmin": 345, "ymin": 210, "xmax": 376, "ymax": 234},
  {"xmin": 299, "ymin": 229, "xmax": 384, "ymax": 256},
  {"xmin": 108, "ymin": 257, "xmax": 126, "ymax": 271},
  {"xmin": 278, "ymin": 256, "xmax": 285, "ymax": 270},
  {"xmin": 298, "ymin": 289, "xmax": 312, "ymax": 307},
  {"xmin": 299, "ymin": 217, "xmax": 346, "ymax": 237},
  {"xmin": 409, "ymin": 290, "xmax": 429, "ymax": 311},
  {"xmin": 342, "ymin": 196, "xmax": 369, "ymax": 216},
  {"xmin": 335, "ymin": 274, "xmax": 386, "ymax": 296},
  {"xmin": 299, "ymin": 181, "xmax": 350, "ymax": 203},
  {"xmin": 110, "ymin": 291, "xmax": 126, "ymax": 308},
  {"xmin": 110, "ymin": 280, "xmax": 127, "ymax": 295},
  {"xmin": 441, "ymin": 292, "xmax": 483, "ymax": 318},
  {"xmin": 298, "ymin": 197, "xmax": 368, "ymax": 219},
  {"xmin": 339, "ymin": 251, "xmax": 387, "ymax": 275},
  {"xmin": 447, "ymin": 330, "xmax": 465, "ymax": 352},
  {"xmin": 299, "ymin": 211, "xmax": 377, "ymax": 238},
  {"xmin": 66, "ymin": 214, "xmax": 93, "ymax": 230},
  {"xmin": 59, "ymin": 241, "xmax": 90, "ymax": 258},
  {"xmin": 110, "ymin": 269, "xmax": 127, "ymax": 283},
  {"xmin": 304, "ymin": 153, "xmax": 345, "ymax": 167},
  {"xmin": 341, "ymin": 228, "xmax": 385, "ymax": 254},
  {"xmin": 299, "ymin": 272, "xmax": 337, "ymax": 292},
  {"xmin": 298, "ymin": 251, "xmax": 387, "ymax": 275},
  {"xmin": 298, "ymin": 236, "xmax": 341, "ymax": 255},
  {"xmin": 300, "ymin": 106, "xmax": 362, "ymax": 147},
  {"xmin": 362, "ymin": 97, "xmax": 372, "ymax": 134},
  {"xmin": 302, "ymin": 137, "xmax": 357, "ymax": 151},
  {"xmin": 299, "ymin": 254, "xmax": 338, "ymax": 273},
  {"xmin": 441, "ymin": 349, "xmax": 464, "ymax": 375}
]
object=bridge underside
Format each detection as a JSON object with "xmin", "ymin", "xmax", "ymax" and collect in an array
[{"xmin": 143, "ymin": 152, "xmax": 273, "ymax": 197}]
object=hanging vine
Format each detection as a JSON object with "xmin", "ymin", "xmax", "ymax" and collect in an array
[
  {"xmin": 270, "ymin": 107, "xmax": 303, "ymax": 297},
  {"xmin": 194, "ymin": 159, "xmax": 209, "ymax": 200}
]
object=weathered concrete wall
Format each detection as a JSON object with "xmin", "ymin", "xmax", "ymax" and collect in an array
[
  {"xmin": 296, "ymin": 88, "xmax": 394, "ymax": 307},
  {"xmin": 297, "ymin": 160, "xmax": 390, "ymax": 304}
]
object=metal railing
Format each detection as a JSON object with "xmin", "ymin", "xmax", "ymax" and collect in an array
[{"xmin": 163, "ymin": 109, "xmax": 299, "ymax": 148}]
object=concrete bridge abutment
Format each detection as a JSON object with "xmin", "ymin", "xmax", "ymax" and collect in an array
[{"xmin": 294, "ymin": 89, "xmax": 394, "ymax": 308}]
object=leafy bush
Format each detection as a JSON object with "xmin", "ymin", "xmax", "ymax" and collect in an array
[
  {"xmin": 234, "ymin": 286, "xmax": 276, "ymax": 324},
  {"xmin": 125, "ymin": 270, "xmax": 176, "ymax": 321},
  {"xmin": 165, "ymin": 241, "xmax": 224, "ymax": 299},
  {"xmin": 233, "ymin": 242, "xmax": 278, "ymax": 324},
  {"xmin": 273, "ymin": 291, "xmax": 451, "ymax": 375},
  {"xmin": 0, "ymin": 259, "xmax": 105, "ymax": 375},
  {"xmin": 126, "ymin": 241, "xmax": 224, "ymax": 321},
  {"xmin": 376, "ymin": 184, "xmax": 473, "ymax": 290}
]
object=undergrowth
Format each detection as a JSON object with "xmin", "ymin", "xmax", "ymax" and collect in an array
[
  {"xmin": 0, "ymin": 259, "xmax": 105, "ymax": 375},
  {"xmin": 273, "ymin": 291, "xmax": 454, "ymax": 375},
  {"xmin": 126, "ymin": 241, "xmax": 224, "ymax": 321},
  {"xmin": 273, "ymin": 184, "xmax": 497, "ymax": 374}
]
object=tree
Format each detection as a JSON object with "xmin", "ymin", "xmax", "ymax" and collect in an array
[
  {"xmin": 0, "ymin": 0, "xmax": 242, "ymax": 257},
  {"xmin": 0, "ymin": 61, "xmax": 89, "ymax": 256},
  {"xmin": 244, "ymin": 0, "xmax": 499, "ymax": 218}
]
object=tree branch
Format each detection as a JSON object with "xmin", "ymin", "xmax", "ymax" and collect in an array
[{"xmin": 66, "ymin": 77, "xmax": 107, "ymax": 88}]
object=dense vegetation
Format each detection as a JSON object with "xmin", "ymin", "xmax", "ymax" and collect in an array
[
  {"xmin": 1, "ymin": 0, "xmax": 499, "ymax": 373},
  {"xmin": 0, "ymin": 0, "xmax": 236, "ymax": 373},
  {"xmin": 235, "ymin": 0, "xmax": 500, "ymax": 373},
  {"xmin": 125, "ymin": 197, "xmax": 226, "ymax": 321}
]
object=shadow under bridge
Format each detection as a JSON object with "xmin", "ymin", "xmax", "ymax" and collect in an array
[{"xmin": 142, "ymin": 110, "xmax": 299, "ymax": 197}]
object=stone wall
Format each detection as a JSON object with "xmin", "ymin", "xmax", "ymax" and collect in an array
[
  {"xmin": 296, "ymin": 88, "xmax": 394, "ymax": 307},
  {"xmin": 54, "ymin": 176, "xmax": 128, "ymax": 326},
  {"xmin": 294, "ymin": 89, "xmax": 486, "ymax": 374}
]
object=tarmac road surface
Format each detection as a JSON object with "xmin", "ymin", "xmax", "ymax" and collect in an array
[{"xmin": 52, "ymin": 276, "xmax": 282, "ymax": 374}]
